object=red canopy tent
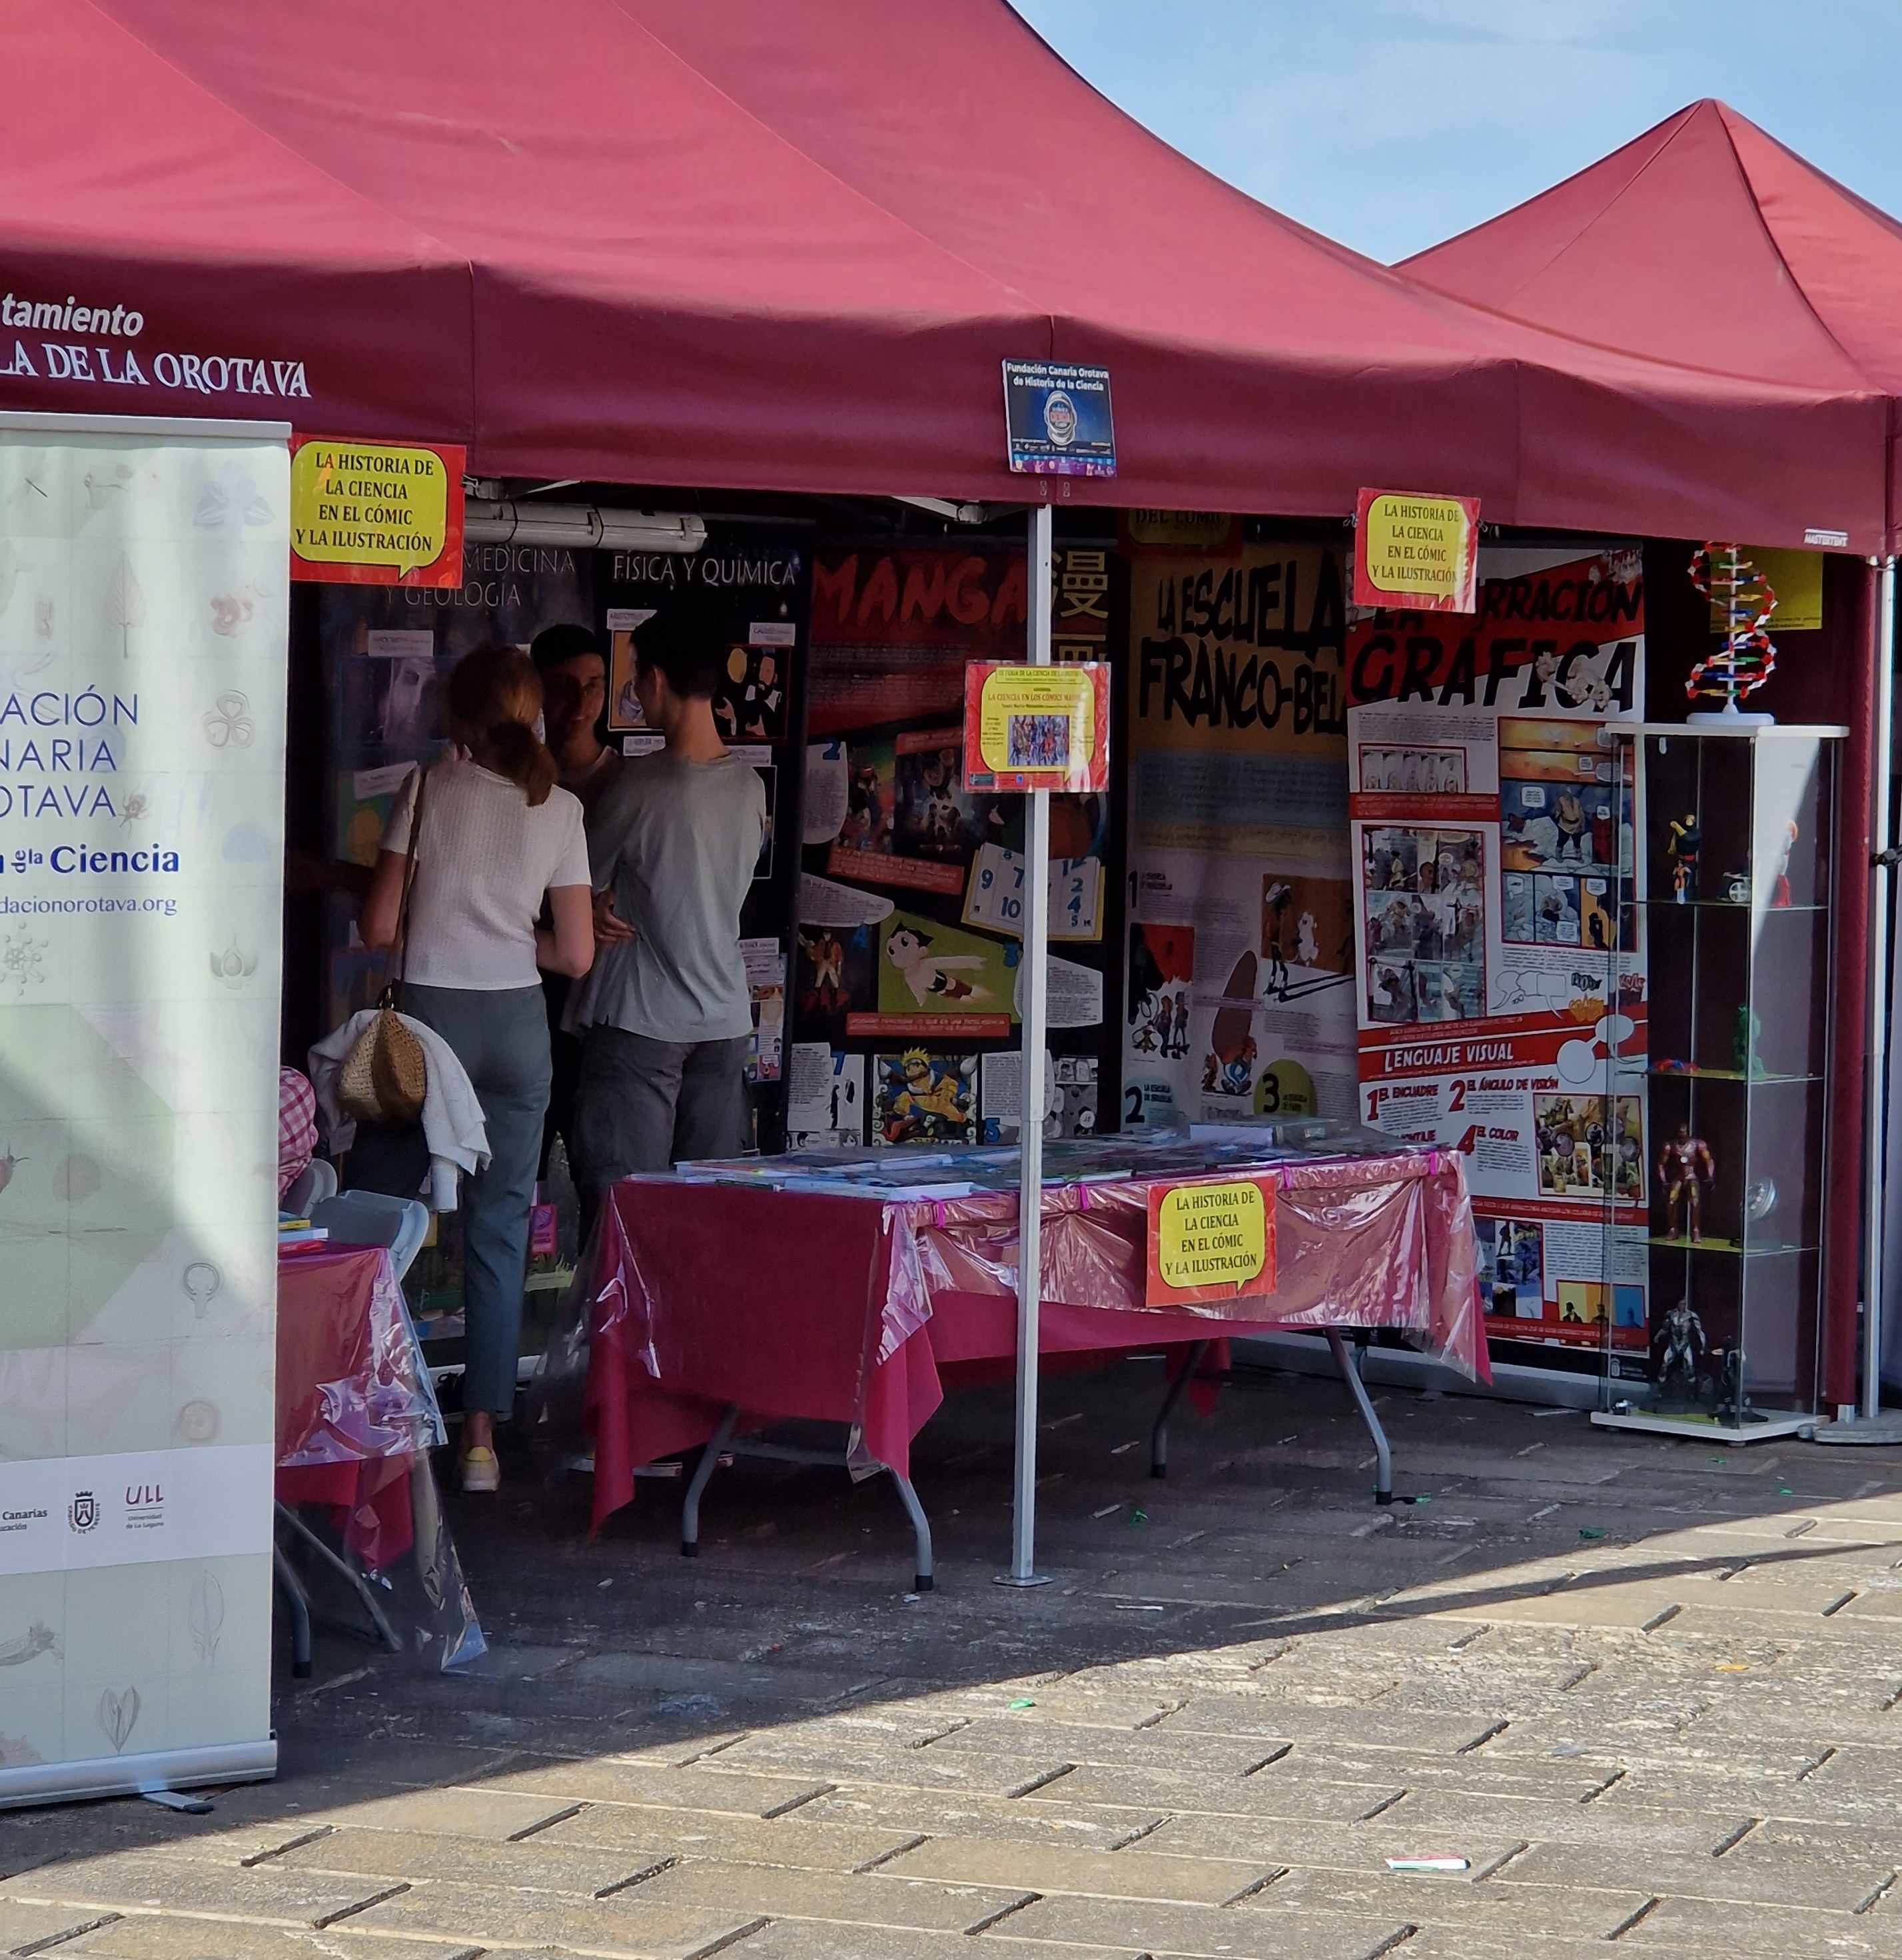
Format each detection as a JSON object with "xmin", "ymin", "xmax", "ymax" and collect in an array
[
  {"xmin": 1404, "ymin": 98, "xmax": 1902, "ymax": 552},
  {"xmin": 0, "ymin": 6, "xmax": 1886, "ymax": 548},
  {"xmin": 1407, "ymin": 100, "xmax": 1902, "ymax": 1415}
]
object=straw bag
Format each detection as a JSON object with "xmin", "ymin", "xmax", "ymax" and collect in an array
[{"xmin": 337, "ymin": 769, "xmax": 429, "ymax": 1125}]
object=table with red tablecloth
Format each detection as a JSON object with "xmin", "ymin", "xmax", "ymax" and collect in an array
[
  {"xmin": 576, "ymin": 1143, "xmax": 1486, "ymax": 1558},
  {"xmin": 274, "ymin": 1243, "xmax": 481, "ymax": 1667}
]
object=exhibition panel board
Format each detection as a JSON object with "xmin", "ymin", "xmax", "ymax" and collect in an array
[{"xmin": 0, "ymin": 412, "xmax": 289, "ymax": 1805}]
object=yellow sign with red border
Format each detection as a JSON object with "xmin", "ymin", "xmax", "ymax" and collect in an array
[
  {"xmin": 962, "ymin": 660, "xmax": 1109, "ymax": 793},
  {"xmin": 1354, "ymin": 488, "xmax": 1480, "ymax": 614},
  {"xmin": 290, "ymin": 436, "xmax": 464, "ymax": 587},
  {"xmin": 1145, "ymin": 1175, "xmax": 1278, "ymax": 1308}
]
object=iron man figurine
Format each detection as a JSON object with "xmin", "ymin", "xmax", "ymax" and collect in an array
[{"xmin": 1658, "ymin": 1121, "xmax": 1715, "ymax": 1242}]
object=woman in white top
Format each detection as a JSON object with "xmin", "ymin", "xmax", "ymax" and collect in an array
[{"xmin": 362, "ymin": 646, "xmax": 593, "ymax": 1493}]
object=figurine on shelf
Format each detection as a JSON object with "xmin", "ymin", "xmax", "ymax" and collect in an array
[
  {"xmin": 1773, "ymin": 819, "xmax": 1798, "ymax": 908},
  {"xmin": 1733, "ymin": 1005, "xmax": 1764, "ymax": 1078},
  {"xmin": 1715, "ymin": 1344, "xmax": 1752, "ymax": 1421},
  {"xmin": 1658, "ymin": 1121, "xmax": 1715, "ymax": 1241},
  {"xmin": 1666, "ymin": 815, "xmax": 1701, "ymax": 903},
  {"xmin": 1652, "ymin": 1296, "xmax": 1707, "ymax": 1403}
]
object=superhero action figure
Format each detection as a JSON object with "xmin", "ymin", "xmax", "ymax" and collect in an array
[
  {"xmin": 1652, "ymin": 1296, "xmax": 1707, "ymax": 1402},
  {"xmin": 1657, "ymin": 1121, "xmax": 1715, "ymax": 1242},
  {"xmin": 1666, "ymin": 814, "xmax": 1701, "ymax": 903}
]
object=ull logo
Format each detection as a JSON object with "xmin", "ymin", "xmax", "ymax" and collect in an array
[{"xmin": 126, "ymin": 1484, "xmax": 163, "ymax": 1508}]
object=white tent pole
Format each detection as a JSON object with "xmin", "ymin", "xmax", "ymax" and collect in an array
[
  {"xmin": 1000, "ymin": 500, "xmax": 1055, "ymax": 1586},
  {"xmin": 1863, "ymin": 555, "xmax": 1895, "ymax": 1419}
]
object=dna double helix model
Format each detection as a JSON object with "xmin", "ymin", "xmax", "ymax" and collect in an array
[{"xmin": 1687, "ymin": 543, "xmax": 1777, "ymax": 710}]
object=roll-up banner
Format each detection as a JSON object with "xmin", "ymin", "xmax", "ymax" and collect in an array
[{"xmin": 0, "ymin": 412, "xmax": 288, "ymax": 1805}]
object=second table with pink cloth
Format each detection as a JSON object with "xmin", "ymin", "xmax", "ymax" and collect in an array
[
  {"xmin": 275, "ymin": 1242, "xmax": 483, "ymax": 1667},
  {"xmin": 566, "ymin": 1131, "xmax": 1488, "ymax": 1560}
]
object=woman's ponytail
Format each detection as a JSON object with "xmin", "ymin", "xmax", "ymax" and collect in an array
[
  {"xmin": 484, "ymin": 717, "xmax": 559, "ymax": 806},
  {"xmin": 446, "ymin": 646, "xmax": 560, "ymax": 805}
]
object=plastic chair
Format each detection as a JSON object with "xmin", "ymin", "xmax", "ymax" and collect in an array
[
  {"xmin": 281, "ymin": 1157, "xmax": 337, "ymax": 1219},
  {"xmin": 274, "ymin": 1190, "xmax": 432, "ymax": 1676},
  {"xmin": 310, "ymin": 1189, "xmax": 429, "ymax": 1282}
]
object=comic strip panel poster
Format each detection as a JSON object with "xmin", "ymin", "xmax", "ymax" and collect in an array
[
  {"xmin": 1347, "ymin": 544, "xmax": 1649, "ymax": 1366},
  {"xmin": 1123, "ymin": 538, "xmax": 1359, "ymax": 1131},
  {"xmin": 787, "ymin": 1045, "xmax": 869, "ymax": 1147},
  {"xmin": 795, "ymin": 543, "xmax": 1117, "ymax": 1147}
]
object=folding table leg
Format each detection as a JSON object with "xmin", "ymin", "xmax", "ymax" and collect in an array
[
  {"xmin": 272, "ymin": 1542, "xmax": 313, "ymax": 1679},
  {"xmin": 274, "ymin": 1501, "xmax": 402, "ymax": 1652},
  {"xmin": 1326, "ymin": 1330, "xmax": 1394, "ymax": 1504},
  {"xmin": 1150, "ymin": 1339, "xmax": 1212, "ymax": 1479},
  {"xmin": 681, "ymin": 1405, "xmax": 740, "ymax": 1558},
  {"xmin": 889, "ymin": 1470, "xmax": 935, "ymax": 1594}
]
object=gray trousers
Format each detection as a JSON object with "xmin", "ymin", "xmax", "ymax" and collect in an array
[
  {"xmin": 571, "ymin": 1027, "xmax": 750, "ymax": 1201},
  {"xmin": 404, "ymin": 983, "xmax": 551, "ymax": 1418}
]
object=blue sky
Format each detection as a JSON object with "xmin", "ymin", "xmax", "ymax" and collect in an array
[{"xmin": 1015, "ymin": 0, "xmax": 1902, "ymax": 264}]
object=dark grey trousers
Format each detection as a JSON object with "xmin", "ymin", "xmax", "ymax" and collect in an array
[
  {"xmin": 570, "ymin": 1026, "xmax": 750, "ymax": 1202},
  {"xmin": 403, "ymin": 983, "xmax": 551, "ymax": 1418}
]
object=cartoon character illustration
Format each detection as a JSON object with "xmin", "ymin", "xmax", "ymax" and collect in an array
[
  {"xmin": 885, "ymin": 925, "xmax": 990, "ymax": 1006},
  {"xmin": 799, "ymin": 930, "xmax": 846, "ymax": 1013},
  {"xmin": 738, "ymin": 650, "xmax": 783, "ymax": 739},
  {"xmin": 1378, "ymin": 896, "xmax": 1415, "ymax": 952},
  {"xmin": 1202, "ymin": 1035, "xmax": 1257, "ymax": 1097},
  {"xmin": 1554, "ymin": 785, "xmax": 1587, "ymax": 861},
  {"xmin": 1504, "ymin": 808, "xmax": 1562, "ymax": 862},
  {"xmin": 1169, "ymin": 992, "xmax": 1191, "ymax": 1059},
  {"xmin": 1616, "ymin": 1132, "xmax": 1643, "ymax": 1198},
  {"xmin": 921, "ymin": 748, "xmax": 961, "ymax": 845},
  {"xmin": 1264, "ymin": 882, "xmax": 1293, "ymax": 999},
  {"xmin": 841, "ymin": 765, "xmax": 881, "ymax": 845},
  {"xmin": 1296, "ymin": 911, "xmax": 1319, "ymax": 966},
  {"xmin": 883, "ymin": 1050, "xmax": 974, "ymax": 1142}
]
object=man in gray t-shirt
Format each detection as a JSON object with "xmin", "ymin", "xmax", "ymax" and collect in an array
[{"xmin": 569, "ymin": 616, "xmax": 767, "ymax": 1205}]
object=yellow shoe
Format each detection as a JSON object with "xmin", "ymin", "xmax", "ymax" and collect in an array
[{"xmin": 460, "ymin": 1446, "xmax": 500, "ymax": 1494}]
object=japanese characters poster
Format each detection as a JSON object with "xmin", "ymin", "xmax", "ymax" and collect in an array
[
  {"xmin": 1123, "ymin": 538, "xmax": 1359, "ymax": 1131},
  {"xmin": 1347, "ymin": 544, "xmax": 1650, "ymax": 1364}
]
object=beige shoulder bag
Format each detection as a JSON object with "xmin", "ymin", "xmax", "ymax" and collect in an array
[{"xmin": 337, "ymin": 767, "xmax": 430, "ymax": 1125}]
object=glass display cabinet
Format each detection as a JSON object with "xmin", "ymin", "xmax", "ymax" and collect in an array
[{"xmin": 1593, "ymin": 723, "xmax": 1843, "ymax": 1442}]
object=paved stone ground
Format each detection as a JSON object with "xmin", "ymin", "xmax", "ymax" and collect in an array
[{"xmin": 7, "ymin": 1359, "xmax": 1902, "ymax": 1959}]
